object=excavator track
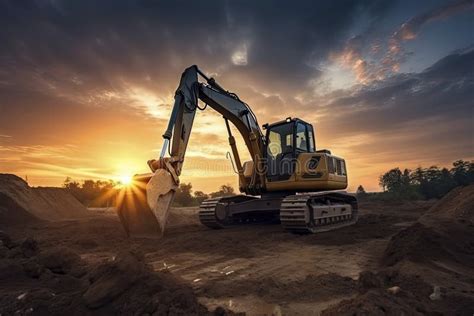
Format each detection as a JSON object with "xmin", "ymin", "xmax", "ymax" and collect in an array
[
  {"xmin": 199, "ymin": 195, "xmax": 279, "ymax": 229},
  {"xmin": 280, "ymin": 192, "xmax": 358, "ymax": 234},
  {"xmin": 199, "ymin": 193, "xmax": 357, "ymax": 233},
  {"xmin": 199, "ymin": 198, "xmax": 225, "ymax": 228}
]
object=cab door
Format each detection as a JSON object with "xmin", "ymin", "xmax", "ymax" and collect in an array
[
  {"xmin": 266, "ymin": 122, "xmax": 295, "ymax": 182},
  {"xmin": 295, "ymin": 122, "xmax": 310, "ymax": 156}
]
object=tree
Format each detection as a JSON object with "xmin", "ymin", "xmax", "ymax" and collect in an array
[
  {"xmin": 379, "ymin": 168, "xmax": 403, "ymax": 192},
  {"xmin": 210, "ymin": 184, "xmax": 235, "ymax": 198},
  {"xmin": 220, "ymin": 184, "xmax": 234, "ymax": 195},
  {"xmin": 194, "ymin": 191, "xmax": 209, "ymax": 204},
  {"xmin": 410, "ymin": 167, "xmax": 425, "ymax": 185},
  {"xmin": 451, "ymin": 160, "xmax": 474, "ymax": 186},
  {"xmin": 401, "ymin": 169, "xmax": 411, "ymax": 187},
  {"xmin": 63, "ymin": 177, "xmax": 119, "ymax": 207},
  {"xmin": 174, "ymin": 183, "xmax": 194, "ymax": 206},
  {"xmin": 63, "ymin": 177, "xmax": 82, "ymax": 201},
  {"xmin": 416, "ymin": 166, "xmax": 456, "ymax": 199},
  {"xmin": 435, "ymin": 168, "xmax": 457, "ymax": 198},
  {"xmin": 63, "ymin": 177, "xmax": 80, "ymax": 190},
  {"xmin": 356, "ymin": 185, "xmax": 366, "ymax": 197},
  {"xmin": 378, "ymin": 168, "xmax": 421, "ymax": 199},
  {"xmin": 377, "ymin": 159, "xmax": 473, "ymax": 201}
]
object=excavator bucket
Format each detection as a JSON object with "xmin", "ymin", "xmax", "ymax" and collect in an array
[{"xmin": 116, "ymin": 170, "xmax": 177, "ymax": 238}]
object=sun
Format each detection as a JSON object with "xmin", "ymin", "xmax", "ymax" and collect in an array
[{"xmin": 119, "ymin": 174, "xmax": 133, "ymax": 186}]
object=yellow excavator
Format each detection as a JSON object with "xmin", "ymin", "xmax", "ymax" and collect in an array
[{"xmin": 117, "ymin": 65, "xmax": 358, "ymax": 237}]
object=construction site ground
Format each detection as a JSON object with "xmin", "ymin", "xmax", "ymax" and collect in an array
[{"xmin": 1, "ymin": 182, "xmax": 473, "ymax": 315}]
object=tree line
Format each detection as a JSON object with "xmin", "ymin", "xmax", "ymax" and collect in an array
[
  {"xmin": 63, "ymin": 177, "xmax": 235, "ymax": 207},
  {"xmin": 64, "ymin": 159, "xmax": 472, "ymax": 207},
  {"xmin": 63, "ymin": 177, "xmax": 119, "ymax": 207},
  {"xmin": 357, "ymin": 159, "xmax": 473, "ymax": 200},
  {"xmin": 173, "ymin": 183, "xmax": 235, "ymax": 206}
]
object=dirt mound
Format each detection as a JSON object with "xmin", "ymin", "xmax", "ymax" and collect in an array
[
  {"xmin": 323, "ymin": 268, "xmax": 474, "ymax": 316},
  {"xmin": 420, "ymin": 184, "xmax": 474, "ymax": 227},
  {"xmin": 322, "ymin": 289, "xmax": 423, "ymax": 316},
  {"xmin": 0, "ymin": 174, "xmax": 87, "ymax": 226},
  {"xmin": 382, "ymin": 223, "xmax": 444, "ymax": 266},
  {"xmin": 383, "ymin": 185, "xmax": 474, "ymax": 266},
  {"xmin": 35, "ymin": 187, "xmax": 88, "ymax": 220},
  {"xmin": 322, "ymin": 269, "xmax": 429, "ymax": 315},
  {"xmin": 0, "ymin": 232, "xmax": 227, "ymax": 315},
  {"xmin": 83, "ymin": 252, "xmax": 210, "ymax": 315},
  {"xmin": 0, "ymin": 191, "xmax": 39, "ymax": 225}
]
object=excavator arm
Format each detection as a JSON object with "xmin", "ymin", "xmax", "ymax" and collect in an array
[
  {"xmin": 149, "ymin": 66, "xmax": 265, "ymax": 190},
  {"xmin": 117, "ymin": 65, "xmax": 265, "ymax": 237}
]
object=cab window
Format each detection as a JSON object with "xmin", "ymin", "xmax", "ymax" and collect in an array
[
  {"xmin": 307, "ymin": 126, "xmax": 315, "ymax": 152},
  {"xmin": 268, "ymin": 131, "xmax": 282, "ymax": 156},
  {"xmin": 296, "ymin": 123, "xmax": 308, "ymax": 151},
  {"xmin": 267, "ymin": 123, "xmax": 293, "ymax": 157}
]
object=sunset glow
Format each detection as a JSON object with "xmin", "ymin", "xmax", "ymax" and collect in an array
[
  {"xmin": 118, "ymin": 174, "xmax": 134, "ymax": 186},
  {"xmin": 0, "ymin": 1, "xmax": 472, "ymax": 193}
]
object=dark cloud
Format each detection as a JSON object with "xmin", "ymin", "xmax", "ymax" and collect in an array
[{"xmin": 0, "ymin": 0, "xmax": 390, "ymax": 96}]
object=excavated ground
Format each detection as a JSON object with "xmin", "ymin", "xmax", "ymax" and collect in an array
[{"xmin": 1, "ymin": 187, "xmax": 474, "ymax": 315}]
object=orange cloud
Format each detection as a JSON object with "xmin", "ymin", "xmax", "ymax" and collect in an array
[
  {"xmin": 332, "ymin": 0, "xmax": 473, "ymax": 84},
  {"xmin": 394, "ymin": 0, "xmax": 473, "ymax": 41}
]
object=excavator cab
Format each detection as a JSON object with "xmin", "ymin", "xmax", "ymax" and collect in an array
[
  {"xmin": 264, "ymin": 118, "xmax": 315, "ymax": 182},
  {"xmin": 260, "ymin": 117, "xmax": 349, "ymax": 193}
]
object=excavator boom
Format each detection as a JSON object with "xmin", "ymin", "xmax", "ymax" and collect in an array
[{"xmin": 117, "ymin": 66, "xmax": 264, "ymax": 237}]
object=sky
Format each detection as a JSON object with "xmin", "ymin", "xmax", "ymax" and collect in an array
[{"xmin": 0, "ymin": 0, "xmax": 473, "ymax": 193}]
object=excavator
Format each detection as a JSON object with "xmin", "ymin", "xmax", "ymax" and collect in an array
[{"xmin": 117, "ymin": 65, "xmax": 358, "ymax": 237}]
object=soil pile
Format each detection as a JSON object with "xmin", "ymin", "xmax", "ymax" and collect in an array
[
  {"xmin": 323, "ymin": 268, "xmax": 474, "ymax": 315},
  {"xmin": 323, "ymin": 186, "xmax": 474, "ymax": 315},
  {"xmin": 382, "ymin": 222, "xmax": 444, "ymax": 266},
  {"xmin": 0, "ymin": 174, "xmax": 87, "ymax": 225},
  {"xmin": 83, "ymin": 252, "xmax": 210, "ymax": 315},
  {"xmin": 323, "ymin": 290, "xmax": 421, "ymax": 316},
  {"xmin": 0, "ymin": 232, "xmax": 227, "ymax": 315},
  {"xmin": 420, "ymin": 184, "xmax": 474, "ymax": 227},
  {"xmin": 383, "ymin": 184, "xmax": 474, "ymax": 266},
  {"xmin": 323, "ymin": 271, "xmax": 417, "ymax": 316}
]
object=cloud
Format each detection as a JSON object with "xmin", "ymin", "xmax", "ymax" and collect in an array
[
  {"xmin": 314, "ymin": 48, "xmax": 474, "ymax": 190},
  {"xmin": 231, "ymin": 43, "xmax": 249, "ymax": 66},
  {"xmin": 331, "ymin": 0, "xmax": 473, "ymax": 84},
  {"xmin": 394, "ymin": 0, "xmax": 474, "ymax": 41},
  {"xmin": 326, "ymin": 48, "xmax": 473, "ymax": 128},
  {"xmin": 0, "ymin": 0, "xmax": 391, "ymax": 98}
]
